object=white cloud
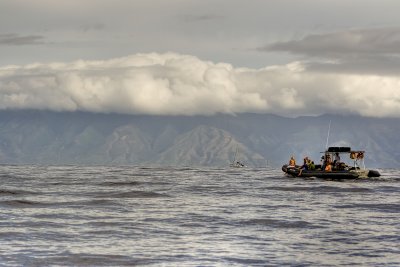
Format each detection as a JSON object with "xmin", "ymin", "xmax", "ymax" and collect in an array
[{"xmin": 0, "ymin": 52, "xmax": 399, "ymax": 117}]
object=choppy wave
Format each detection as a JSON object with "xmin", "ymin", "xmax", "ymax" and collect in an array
[{"xmin": 0, "ymin": 165, "xmax": 399, "ymax": 266}]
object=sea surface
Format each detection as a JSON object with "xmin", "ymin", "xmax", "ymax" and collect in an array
[{"xmin": 0, "ymin": 165, "xmax": 399, "ymax": 266}]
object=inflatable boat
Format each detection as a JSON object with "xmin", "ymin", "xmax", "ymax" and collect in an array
[{"xmin": 282, "ymin": 147, "xmax": 381, "ymax": 179}]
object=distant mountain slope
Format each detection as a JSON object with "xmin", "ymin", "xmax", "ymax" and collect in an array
[
  {"xmin": 152, "ymin": 125, "xmax": 264, "ymax": 166},
  {"xmin": 0, "ymin": 110, "xmax": 399, "ymax": 167}
]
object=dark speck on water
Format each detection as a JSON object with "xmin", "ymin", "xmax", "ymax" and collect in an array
[{"xmin": 0, "ymin": 165, "xmax": 399, "ymax": 266}]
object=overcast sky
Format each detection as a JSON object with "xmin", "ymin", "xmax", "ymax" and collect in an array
[{"xmin": 1, "ymin": 0, "xmax": 400, "ymax": 117}]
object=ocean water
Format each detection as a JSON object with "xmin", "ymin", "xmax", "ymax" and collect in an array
[{"xmin": 0, "ymin": 165, "xmax": 399, "ymax": 267}]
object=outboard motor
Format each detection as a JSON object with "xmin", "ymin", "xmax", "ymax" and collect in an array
[{"xmin": 368, "ymin": 170, "xmax": 381, "ymax": 177}]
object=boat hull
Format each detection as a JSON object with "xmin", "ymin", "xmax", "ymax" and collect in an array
[{"xmin": 282, "ymin": 165, "xmax": 380, "ymax": 179}]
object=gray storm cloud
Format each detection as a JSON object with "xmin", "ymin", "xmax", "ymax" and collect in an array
[
  {"xmin": 0, "ymin": 33, "xmax": 45, "ymax": 46},
  {"xmin": 1, "ymin": 52, "xmax": 399, "ymax": 117},
  {"xmin": 264, "ymin": 27, "xmax": 400, "ymax": 57},
  {"xmin": 260, "ymin": 27, "xmax": 400, "ymax": 75}
]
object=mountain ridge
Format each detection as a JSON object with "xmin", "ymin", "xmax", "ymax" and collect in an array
[{"xmin": 0, "ymin": 110, "xmax": 399, "ymax": 167}]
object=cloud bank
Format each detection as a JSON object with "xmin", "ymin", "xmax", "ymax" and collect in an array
[{"xmin": 1, "ymin": 52, "xmax": 399, "ymax": 117}]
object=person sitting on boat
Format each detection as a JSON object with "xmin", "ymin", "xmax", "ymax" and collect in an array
[
  {"xmin": 289, "ymin": 156, "xmax": 296, "ymax": 167},
  {"xmin": 308, "ymin": 161, "xmax": 315, "ymax": 170},
  {"xmin": 303, "ymin": 157, "xmax": 310, "ymax": 168},
  {"xmin": 325, "ymin": 162, "xmax": 332, "ymax": 171},
  {"xmin": 298, "ymin": 157, "xmax": 309, "ymax": 176}
]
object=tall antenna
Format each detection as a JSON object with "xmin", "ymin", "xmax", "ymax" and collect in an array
[{"xmin": 325, "ymin": 120, "xmax": 331, "ymax": 149}]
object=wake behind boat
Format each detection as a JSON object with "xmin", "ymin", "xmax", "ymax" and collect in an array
[{"xmin": 282, "ymin": 147, "xmax": 380, "ymax": 179}]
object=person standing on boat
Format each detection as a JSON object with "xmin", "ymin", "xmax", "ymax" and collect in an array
[
  {"xmin": 334, "ymin": 152, "xmax": 340, "ymax": 166},
  {"xmin": 320, "ymin": 155, "xmax": 325, "ymax": 170},
  {"xmin": 323, "ymin": 154, "xmax": 333, "ymax": 171},
  {"xmin": 326, "ymin": 154, "xmax": 332, "ymax": 166}
]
